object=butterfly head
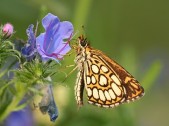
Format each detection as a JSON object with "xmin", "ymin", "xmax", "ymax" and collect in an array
[
  {"xmin": 73, "ymin": 35, "xmax": 90, "ymax": 54},
  {"xmin": 78, "ymin": 35, "xmax": 89, "ymax": 48}
]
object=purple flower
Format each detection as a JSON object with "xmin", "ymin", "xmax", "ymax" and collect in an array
[
  {"xmin": 5, "ymin": 106, "xmax": 34, "ymax": 126},
  {"xmin": 2, "ymin": 23, "xmax": 14, "ymax": 38},
  {"xmin": 36, "ymin": 13, "xmax": 74, "ymax": 62},
  {"xmin": 21, "ymin": 24, "xmax": 36, "ymax": 60}
]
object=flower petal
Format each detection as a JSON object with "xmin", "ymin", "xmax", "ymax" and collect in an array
[
  {"xmin": 36, "ymin": 33, "xmax": 45, "ymax": 56},
  {"xmin": 36, "ymin": 13, "xmax": 74, "ymax": 62},
  {"xmin": 58, "ymin": 21, "xmax": 74, "ymax": 38},
  {"xmin": 44, "ymin": 21, "xmax": 73, "ymax": 58},
  {"xmin": 5, "ymin": 106, "xmax": 34, "ymax": 126},
  {"xmin": 21, "ymin": 24, "xmax": 36, "ymax": 60},
  {"xmin": 26, "ymin": 24, "xmax": 36, "ymax": 46},
  {"xmin": 42, "ymin": 13, "xmax": 60, "ymax": 30}
]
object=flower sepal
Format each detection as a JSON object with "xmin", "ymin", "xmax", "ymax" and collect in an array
[{"xmin": 39, "ymin": 84, "xmax": 58, "ymax": 122}]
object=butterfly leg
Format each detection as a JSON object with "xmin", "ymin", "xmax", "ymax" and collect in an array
[{"xmin": 62, "ymin": 65, "xmax": 77, "ymax": 82}]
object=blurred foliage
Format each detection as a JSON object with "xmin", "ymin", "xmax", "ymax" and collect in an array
[
  {"xmin": 0, "ymin": 24, "xmax": 61, "ymax": 122},
  {"xmin": 0, "ymin": 36, "xmax": 59, "ymax": 122},
  {"xmin": 0, "ymin": 0, "xmax": 169, "ymax": 126}
]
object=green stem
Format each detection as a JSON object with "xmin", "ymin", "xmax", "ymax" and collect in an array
[
  {"xmin": 141, "ymin": 60, "xmax": 162, "ymax": 90},
  {"xmin": 0, "ymin": 91, "xmax": 26, "ymax": 121}
]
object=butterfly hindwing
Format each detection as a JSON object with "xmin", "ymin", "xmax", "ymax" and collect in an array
[{"xmin": 81, "ymin": 54, "xmax": 123, "ymax": 107}]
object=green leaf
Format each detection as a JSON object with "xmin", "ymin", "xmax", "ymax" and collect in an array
[{"xmin": 141, "ymin": 60, "xmax": 163, "ymax": 90}]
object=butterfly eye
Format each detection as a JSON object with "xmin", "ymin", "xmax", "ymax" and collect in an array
[
  {"xmin": 80, "ymin": 39, "xmax": 87, "ymax": 47},
  {"xmin": 78, "ymin": 35, "xmax": 88, "ymax": 47}
]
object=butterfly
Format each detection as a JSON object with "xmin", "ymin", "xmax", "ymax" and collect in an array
[{"xmin": 74, "ymin": 35, "xmax": 144, "ymax": 108}]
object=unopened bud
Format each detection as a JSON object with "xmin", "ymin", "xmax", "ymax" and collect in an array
[{"xmin": 2, "ymin": 23, "xmax": 14, "ymax": 39}]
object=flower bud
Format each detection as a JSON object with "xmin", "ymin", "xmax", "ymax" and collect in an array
[{"xmin": 2, "ymin": 23, "xmax": 14, "ymax": 39}]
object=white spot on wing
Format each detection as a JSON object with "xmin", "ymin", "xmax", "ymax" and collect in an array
[
  {"xmin": 111, "ymin": 83, "xmax": 121, "ymax": 96},
  {"xmin": 87, "ymin": 88, "xmax": 92, "ymax": 97},
  {"xmin": 120, "ymin": 98, "xmax": 125, "ymax": 103},
  {"xmin": 99, "ymin": 75, "xmax": 107, "ymax": 86},
  {"xmin": 132, "ymin": 98, "xmax": 135, "ymax": 101},
  {"xmin": 104, "ymin": 90, "xmax": 111, "ymax": 100},
  {"xmin": 111, "ymin": 75, "xmax": 121, "ymax": 85},
  {"xmin": 110, "ymin": 104, "xmax": 115, "ymax": 108},
  {"xmin": 99, "ymin": 90, "xmax": 106, "ymax": 101},
  {"xmin": 108, "ymin": 89, "xmax": 116, "ymax": 99},
  {"xmin": 91, "ymin": 75, "xmax": 96, "ymax": 84},
  {"xmin": 95, "ymin": 103, "xmax": 101, "ymax": 107},
  {"xmin": 91, "ymin": 64, "xmax": 99, "ymax": 73},
  {"xmin": 126, "ymin": 100, "xmax": 130, "ymax": 103},
  {"xmin": 88, "ymin": 101, "xmax": 93, "ymax": 104},
  {"xmin": 115, "ymin": 103, "xmax": 119, "ymax": 106},
  {"xmin": 86, "ymin": 76, "xmax": 91, "ymax": 85},
  {"xmin": 101, "ymin": 66, "xmax": 109, "ymax": 73},
  {"xmin": 136, "ymin": 96, "xmax": 140, "ymax": 99},
  {"xmin": 103, "ymin": 105, "xmax": 109, "ymax": 108},
  {"xmin": 123, "ymin": 86, "xmax": 127, "ymax": 94},
  {"xmin": 93, "ymin": 88, "xmax": 99, "ymax": 99}
]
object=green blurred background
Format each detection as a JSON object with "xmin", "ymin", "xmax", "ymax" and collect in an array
[{"xmin": 0, "ymin": 0, "xmax": 169, "ymax": 126}]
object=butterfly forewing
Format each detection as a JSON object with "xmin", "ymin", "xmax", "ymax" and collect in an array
[{"xmin": 75, "ymin": 35, "xmax": 144, "ymax": 108}]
